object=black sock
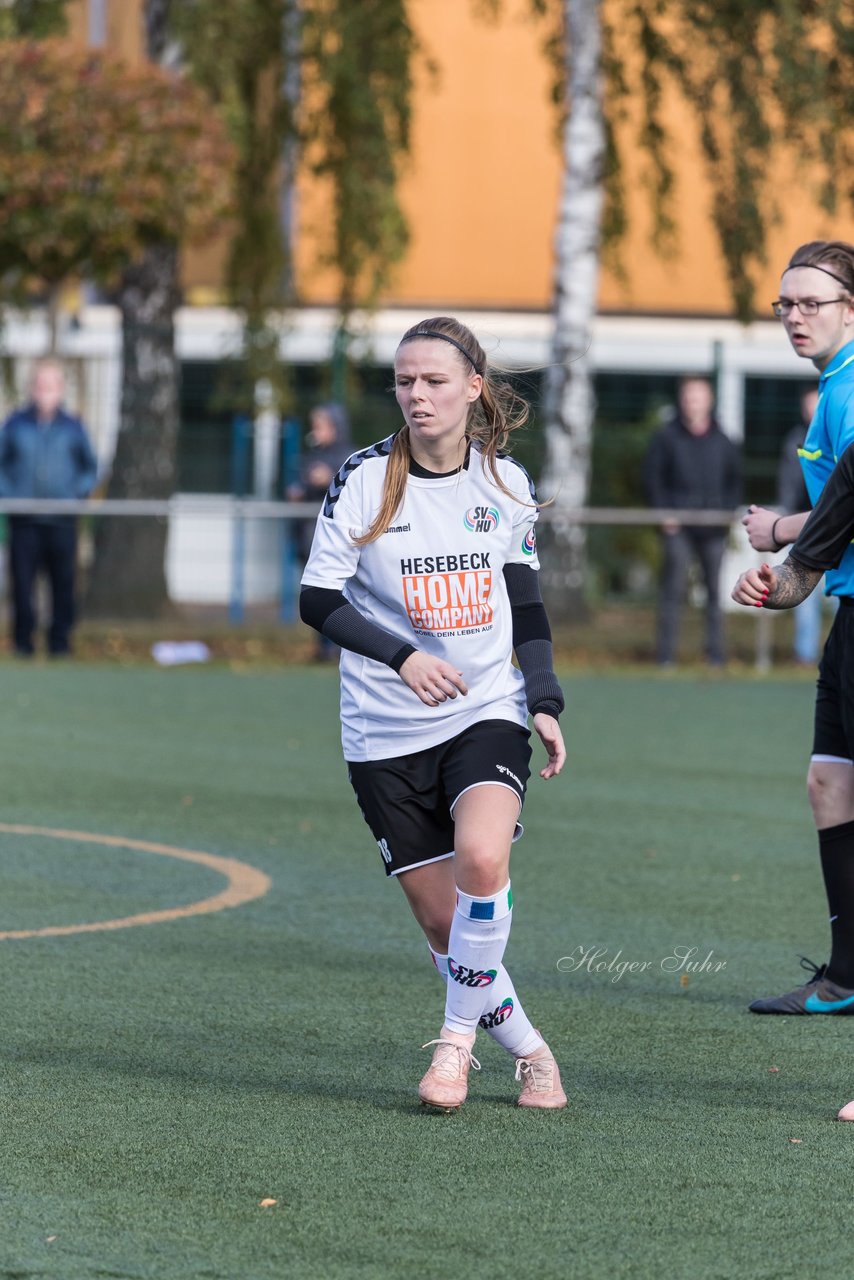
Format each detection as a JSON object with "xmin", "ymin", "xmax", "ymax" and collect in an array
[{"xmin": 819, "ymin": 819, "xmax": 854, "ymax": 987}]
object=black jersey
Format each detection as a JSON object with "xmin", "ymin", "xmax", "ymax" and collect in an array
[{"xmin": 792, "ymin": 442, "xmax": 854, "ymax": 575}]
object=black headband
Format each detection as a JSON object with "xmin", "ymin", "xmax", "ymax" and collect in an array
[
  {"xmin": 790, "ymin": 262, "xmax": 852, "ymax": 291},
  {"xmin": 400, "ymin": 329, "xmax": 483, "ymax": 375}
]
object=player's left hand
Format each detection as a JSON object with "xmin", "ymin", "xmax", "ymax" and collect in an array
[
  {"xmin": 533, "ymin": 713, "xmax": 565, "ymax": 779},
  {"xmin": 742, "ymin": 505, "xmax": 778, "ymax": 551}
]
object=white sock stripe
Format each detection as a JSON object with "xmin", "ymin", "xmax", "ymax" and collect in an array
[{"xmin": 455, "ymin": 881, "xmax": 513, "ymax": 921}]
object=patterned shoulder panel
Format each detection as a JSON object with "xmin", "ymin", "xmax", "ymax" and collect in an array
[
  {"xmin": 496, "ymin": 451, "xmax": 539, "ymax": 504},
  {"xmin": 322, "ymin": 434, "xmax": 396, "ymax": 518}
]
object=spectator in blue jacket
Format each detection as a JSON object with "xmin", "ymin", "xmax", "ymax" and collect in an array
[{"xmin": 0, "ymin": 359, "xmax": 98, "ymax": 656}]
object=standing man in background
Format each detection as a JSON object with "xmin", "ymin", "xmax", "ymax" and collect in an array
[
  {"xmin": 0, "ymin": 358, "xmax": 98, "ymax": 656},
  {"xmin": 644, "ymin": 375, "xmax": 743, "ymax": 666}
]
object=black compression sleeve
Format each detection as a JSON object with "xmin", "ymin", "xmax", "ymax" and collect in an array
[
  {"xmin": 502, "ymin": 564, "xmax": 564, "ymax": 718},
  {"xmin": 790, "ymin": 443, "xmax": 854, "ymax": 571},
  {"xmin": 299, "ymin": 586, "xmax": 416, "ymax": 672}
]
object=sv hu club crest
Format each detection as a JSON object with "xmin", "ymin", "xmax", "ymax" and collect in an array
[{"xmin": 464, "ymin": 505, "xmax": 500, "ymax": 533}]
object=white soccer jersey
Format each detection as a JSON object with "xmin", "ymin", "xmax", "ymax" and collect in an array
[{"xmin": 301, "ymin": 437, "xmax": 541, "ymax": 761}]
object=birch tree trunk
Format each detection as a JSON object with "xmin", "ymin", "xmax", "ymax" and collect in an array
[
  {"xmin": 539, "ymin": 0, "xmax": 605, "ymax": 622},
  {"xmin": 86, "ymin": 0, "xmax": 181, "ymax": 617}
]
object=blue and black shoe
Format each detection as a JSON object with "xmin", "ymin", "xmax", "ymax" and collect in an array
[{"xmin": 749, "ymin": 956, "xmax": 854, "ymax": 1014}]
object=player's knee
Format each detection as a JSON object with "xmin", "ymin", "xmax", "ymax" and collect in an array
[
  {"xmin": 454, "ymin": 832, "xmax": 492, "ymax": 867},
  {"xmin": 453, "ymin": 845, "xmax": 509, "ymax": 896},
  {"xmin": 807, "ymin": 767, "xmax": 829, "ymax": 820},
  {"xmin": 806, "ymin": 765, "xmax": 854, "ymax": 826}
]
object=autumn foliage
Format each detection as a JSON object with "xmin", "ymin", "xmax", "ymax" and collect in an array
[{"xmin": 0, "ymin": 39, "xmax": 234, "ymax": 291}]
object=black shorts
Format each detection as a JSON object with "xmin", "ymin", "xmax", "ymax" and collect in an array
[
  {"xmin": 347, "ymin": 718, "xmax": 532, "ymax": 878},
  {"xmin": 814, "ymin": 601, "xmax": 854, "ymax": 763}
]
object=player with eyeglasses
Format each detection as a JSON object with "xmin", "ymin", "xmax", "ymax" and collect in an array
[
  {"xmin": 735, "ymin": 240, "xmax": 854, "ymax": 1025},
  {"xmin": 772, "ymin": 298, "xmax": 851, "ymax": 318}
]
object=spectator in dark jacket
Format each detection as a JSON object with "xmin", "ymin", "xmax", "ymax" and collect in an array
[
  {"xmin": 644, "ymin": 376, "xmax": 742, "ymax": 665},
  {"xmin": 0, "ymin": 359, "xmax": 98, "ymax": 656},
  {"xmin": 289, "ymin": 403, "xmax": 353, "ymax": 560},
  {"xmin": 288, "ymin": 403, "xmax": 352, "ymax": 660}
]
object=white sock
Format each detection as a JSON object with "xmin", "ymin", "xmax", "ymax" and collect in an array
[
  {"xmin": 430, "ymin": 947, "xmax": 544, "ymax": 1058},
  {"xmin": 442, "ymin": 883, "xmax": 515, "ymax": 1036}
]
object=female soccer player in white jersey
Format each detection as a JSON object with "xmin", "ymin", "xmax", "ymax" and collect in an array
[{"xmin": 300, "ymin": 317, "xmax": 567, "ymax": 1111}]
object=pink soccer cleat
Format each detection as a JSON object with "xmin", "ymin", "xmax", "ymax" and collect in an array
[
  {"xmin": 514, "ymin": 1039, "xmax": 567, "ymax": 1109},
  {"xmin": 419, "ymin": 1029, "xmax": 480, "ymax": 1111}
]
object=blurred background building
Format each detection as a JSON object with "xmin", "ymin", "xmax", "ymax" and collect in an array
[{"xmin": 2, "ymin": 0, "xmax": 851, "ymax": 616}]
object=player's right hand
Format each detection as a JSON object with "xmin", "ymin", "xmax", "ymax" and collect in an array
[
  {"xmin": 398, "ymin": 652, "xmax": 468, "ymax": 706},
  {"xmin": 731, "ymin": 563, "xmax": 774, "ymax": 607}
]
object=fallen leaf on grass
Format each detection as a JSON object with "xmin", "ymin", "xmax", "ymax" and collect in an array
[
  {"xmin": 259, "ymin": 1198, "xmax": 278, "ymax": 1208},
  {"xmin": 789, "ymin": 1138, "xmax": 803, "ymax": 1144},
  {"xmin": 768, "ymin": 1067, "xmax": 780, "ymax": 1073},
  {"xmin": 679, "ymin": 974, "xmax": 690, "ymax": 988},
  {"xmin": 46, "ymin": 1235, "xmax": 58, "ymax": 1243}
]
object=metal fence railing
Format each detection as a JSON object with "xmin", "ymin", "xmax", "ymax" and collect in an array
[{"xmin": 0, "ymin": 499, "xmax": 791, "ymax": 666}]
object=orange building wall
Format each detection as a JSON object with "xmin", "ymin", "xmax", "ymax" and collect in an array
[
  {"xmin": 296, "ymin": 0, "xmax": 854, "ymax": 317},
  {"xmin": 295, "ymin": 0, "xmax": 560, "ymax": 310},
  {"xmin": 64, "ymin": 0, "xmax": 854, "ymax": 318},
  {"xmin": 66, "ymin": 0, "xmax": 143, "ymax": 62}
]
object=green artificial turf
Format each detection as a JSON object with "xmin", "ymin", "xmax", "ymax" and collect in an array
[{"xmin": 0, "ymin": 663, "xmax": 849, "ymax": 1279}]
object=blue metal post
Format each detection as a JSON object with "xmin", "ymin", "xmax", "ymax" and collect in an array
[
  {"xmin": 280, "ymin": 417, "xmax": 302, "ymax": 622},
  {"xmin": 230, "ymin": 415, "xmax": 251, "ymax": 623}
]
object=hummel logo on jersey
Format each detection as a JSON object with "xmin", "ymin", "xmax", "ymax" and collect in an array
[
  {"xmin": 448, "ymin": 958, "xmax": 497, "ymax": 987},
  {"xmin": 385, "ymin": 523, "xmax": 410, "ymax": 534},
  {"xmin": 464, "ymin": 505, "xmax": 500, "ymax": 533},
  {"xmin": 496, "ymin": 764, "xmax": 522, "ymax": 789},
  {"xmin": 479, "ymin": 998, "xmax": 514, "ymax": 1029}
]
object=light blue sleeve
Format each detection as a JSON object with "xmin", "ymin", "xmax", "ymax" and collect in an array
[{"xmin": 827, "ymin": 387, "xmax": 854, "ymax": 460}]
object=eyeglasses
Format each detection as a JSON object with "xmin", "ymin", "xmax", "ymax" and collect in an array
[{"xmin": 771, "ymin": 297, "xmax": 849, "ymax": 318}]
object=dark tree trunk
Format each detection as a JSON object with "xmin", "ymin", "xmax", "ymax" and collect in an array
[
  {"xmin": 86, "ymin": 0, "xmax": 181, "ymax": 618},
  {"xmin": 85, "ymin": 243, "xmax": 181, "ymax": 617}
]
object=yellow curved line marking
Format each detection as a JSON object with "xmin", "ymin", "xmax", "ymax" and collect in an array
[{"xmin": 0, "ymin": 823, "xmax": 271, "ymax": 940}]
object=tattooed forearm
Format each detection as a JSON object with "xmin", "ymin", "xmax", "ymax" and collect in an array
[{"xmin": 764, "ymin": 557, "xmax": 823, "ymax": 609}]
